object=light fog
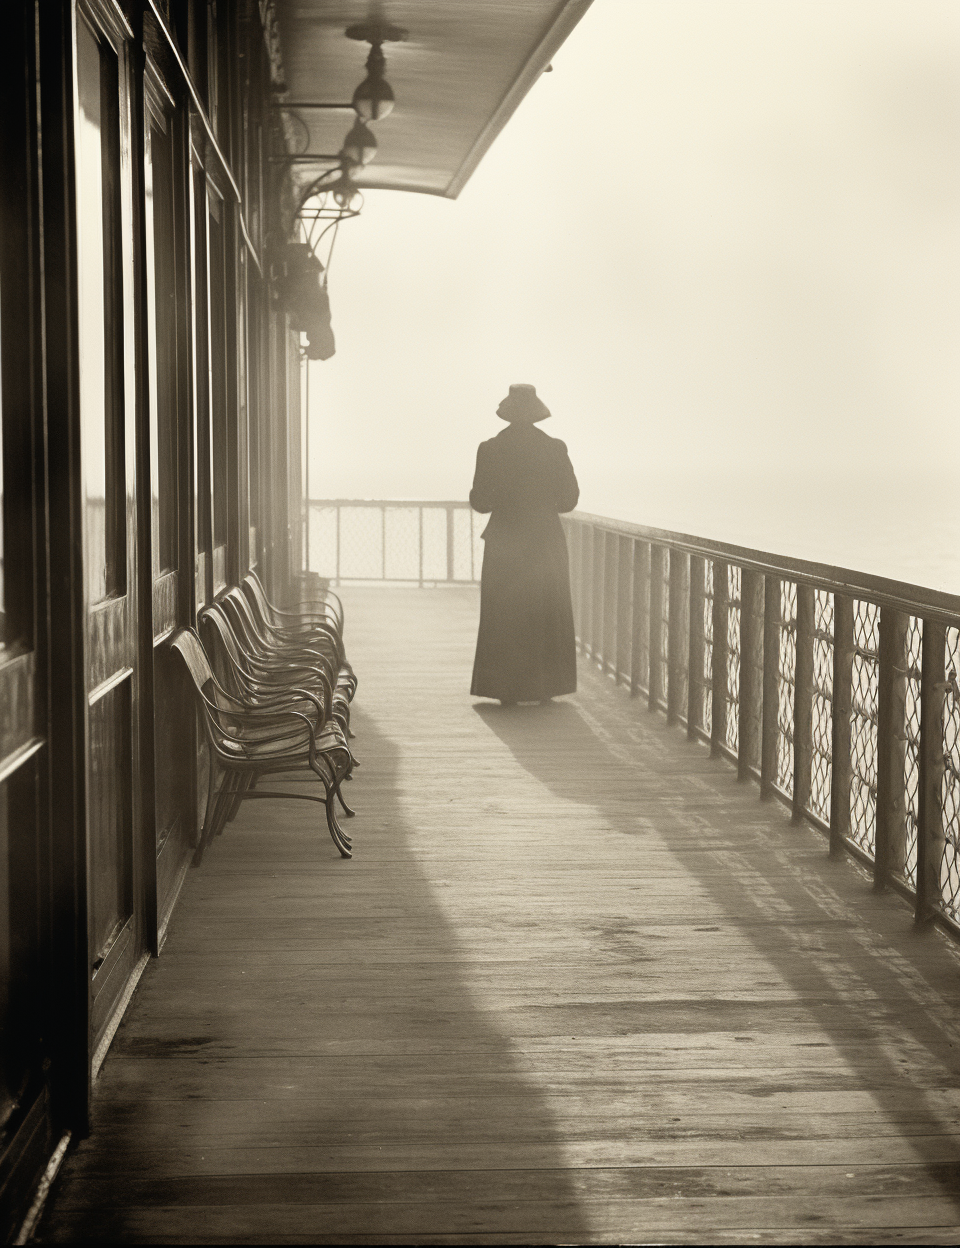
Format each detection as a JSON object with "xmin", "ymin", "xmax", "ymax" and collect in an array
[{"xmin": 307, "ymin": 0, "xmax": 960, "ymax": 592}]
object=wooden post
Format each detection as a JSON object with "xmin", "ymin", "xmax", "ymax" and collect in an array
[
  {"xmin": 739, "ymin": 569, "xmax": 762, "ymax": 780},
  {"xmin": 667, "ymin": 551, "xmax": 685, "ymax": 725},
  {"xmin": 688, "ymin": 555, "xmax": 705, "ymax": 738},
  {"xmin": 830, "ymin": 594, "xmax": 854, "ymax": 856},
  {"xmin": 711, "ymin": 561, "xmax": 728, "ymax": 755},
  {"xmin": 761, "ymin": 575, "xmax": 781, "ymax": 797},
  {"xmin": 792, "ymin": 584, "xmax": 815, "ymax": 821},
  {"xmin": 648, "ymin": 545, "xmax": 664, "ymax": 712},
  {"xmin": 629, "ymin": 540, "xmax": 647, "ymax": 697},
  {"xmin": 616, "ymin": 535, "xmax": 631, "ymax": 685},
  {"xmin": 915, "ymin": 620, "xmax": 946, "ymax": 922},
  {"xmin": 874, "ymin": 607, "xmax": 908, "ymax": 890}
]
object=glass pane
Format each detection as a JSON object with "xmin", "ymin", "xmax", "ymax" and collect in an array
[
  {"xmin": 246, "ymin": 269, "xmax": 260, "ymax": 541},
  {"xmin": 76, "ymin": 18, "xmax": 125, "ymax": 604},
  {"xmin": 192, "ymin": 182, "xmax": 210, "ymax": 558},
  {"xmin": 208, "ymin": 203, "xmax": 227, "ymax": 546},
  {"xmin": 147, "ymin": 119, "xmax": 178, "ymax": 574}
]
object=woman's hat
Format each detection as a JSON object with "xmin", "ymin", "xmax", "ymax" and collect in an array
[{"xmin": 497, "ymin": 383, "xmax": 551, "ymax": 423}]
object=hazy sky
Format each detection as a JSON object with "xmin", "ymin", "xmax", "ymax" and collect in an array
[{"xmin": 306, "ymin": 0, "xmax": 960, "ymax": 589}]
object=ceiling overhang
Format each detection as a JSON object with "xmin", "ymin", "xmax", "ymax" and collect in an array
[{"xmin": 273, "ymin": 1, "xmax": 593, "ymax": 201}]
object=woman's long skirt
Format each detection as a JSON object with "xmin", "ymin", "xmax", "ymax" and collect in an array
[{"xmin": 470, "ymin": 523, "xmax": 577, "ymax": 702}]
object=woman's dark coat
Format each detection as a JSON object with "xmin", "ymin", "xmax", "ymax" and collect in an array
[{"xmin": 469, "ymin": 423, "xmax": 579, "ymax": 701}]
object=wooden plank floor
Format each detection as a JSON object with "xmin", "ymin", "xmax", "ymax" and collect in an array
[{"xmin": 38, "ymin": 587, "xmax": 960, "ymax": 1245}]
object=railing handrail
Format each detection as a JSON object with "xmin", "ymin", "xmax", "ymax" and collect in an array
[
  {"xmin": 307, "ymin": 499, "xmax": 470, "ymax": 508},
  {"xmin": 571, "ymin": 510, "xmax": 960, "ymax": 626}
]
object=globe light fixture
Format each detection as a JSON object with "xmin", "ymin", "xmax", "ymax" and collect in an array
[
  {"xmin": 340, "ymin": 116, "xmax": 378, "ymax": 166},
  {"xmin": 351, "ymin": 43, "xmax": 395, "ymax": 122},
  {"xmin": 345, "ymin": 19, "xmax": 406, "ymax": 123}
]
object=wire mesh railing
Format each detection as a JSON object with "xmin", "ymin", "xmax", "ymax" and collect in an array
[
  {"xmin": 304, "ymin": 500, "xmax": 483, "ymax": 585},
  {"xmin": 563, "ymin": 511, "xmax": 960, "ymax": 938}
]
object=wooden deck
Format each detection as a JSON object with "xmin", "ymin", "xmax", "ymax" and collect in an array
[{"xmin": 38, "ymin": 587, "xmax": 960, "ymax": 1244}]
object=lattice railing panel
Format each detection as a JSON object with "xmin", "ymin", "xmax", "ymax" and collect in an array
[
  {"xmin": 725, "ymin": 565, "xmax": 742, "ymax": 754},
  {"xmin": 849, "ymin": 600, "xmax": 880, "ymax": 857},
  {"xmin": 337, "ymin": 506, "xmax": 385, "ymax": 579},
  {"xmin": 941, "ymin": 627, "xmax": 960, "ymax": 922},
  {"xmin": 900, "ymin": 616, "xmax": 923, "ymax": 889},
  {"xmin": 776, "ymin": 581, "xmax": 798, "ymax": 797},
  {"xmin": 382, "ymin": 507, "xmax": 422, "ymax": 581},
  {"xmin": 808, "ymin": 590, "xmax": 834, "ymax": 823},
  {"xmin": 701, "ymin": 560, "xmax": 714, "ymax": 736}
]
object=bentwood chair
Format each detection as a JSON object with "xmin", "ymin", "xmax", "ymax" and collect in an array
[{"xmin": 170, "ymin": 629, "xmax": 354, "ymax": 860}]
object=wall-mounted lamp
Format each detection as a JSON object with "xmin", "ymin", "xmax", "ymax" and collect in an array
[
  {"xmin": 345, "ymin": 20, "xmax": 407, "ymax": 122},
  {"xmin": 281, "ymin": 17, "xmax": 408, "ymax": 357}
]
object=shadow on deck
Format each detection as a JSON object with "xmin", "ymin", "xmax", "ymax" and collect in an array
[{"xmin": 38, "ymin": 588, "xmax": 960, "ymax": 1244}]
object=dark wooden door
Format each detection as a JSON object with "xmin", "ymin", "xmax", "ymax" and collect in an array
[{"xmin": 74, "ymin": 2, "xmax": 146, "ymax": 1066}]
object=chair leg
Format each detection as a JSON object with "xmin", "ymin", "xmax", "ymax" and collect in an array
[
  {"xmin": 310, "ymin": 758, "xmax": 352, "ymax": 855},
  {"xmin": 193, "ymin": 755, "xmax": 221, "ymax": 865},
  {"xmin": 325, "ymin": 788, "xmax": 353, "ymax": 858},
  {"xmin": 211, "ymin": 772, "xmax": 240, "ymax": 838},
  {"xmin": 226, "ymin": 772, "xmax": 253, "ymax": 822}
]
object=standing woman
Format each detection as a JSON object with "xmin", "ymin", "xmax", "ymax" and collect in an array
[{"xmin": 470, "ymin": 384, "xmax": 580, "ymax": 705}]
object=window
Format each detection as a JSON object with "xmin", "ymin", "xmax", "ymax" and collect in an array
[
  {"xmin": 76, "ymin": 16, "xmax": 126, "ymax": 604},
  {"xmin": 207, "ymin": 196, "xmax": 227, "ymax": 548},
  {"xmin": 146, "ymin": 113, "xmax": 179, "ymax": 574}
]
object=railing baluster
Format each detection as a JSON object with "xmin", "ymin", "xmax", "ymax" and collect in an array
[
  {"xmin": 667, "ymin": 551, "xmax": 685, "ymax": 725},
  {"xmin": 830, "ymin": 594, "xmax": 854, "ymax": 856},
  {"xmin": 915, "ymin": 619, "xmax": 946, "ymax": 922},
  {"xmin": 616, "ymin": 535, "xmax": 631, "ymax": 685},
  {"xmin": 761, "ymin": 575, "xmax": 781, "ymax": 797},
  {"xmin": 381, "ymin": 505, "xmax": 387, "ymax": 579},
  {"xmin": 875, "ymin": 608, "xmax": 909, "ymax": 889},
  {"xmin": 739, "ymin": 569, "xmax": 762, "ymax": 780},
  {"xmin": 792, "ymin": 584, "xmax": 814, "ymax": 821},
  {"xmin": 648, "ymin": 545, "xmax": 664, "ymax": 712},
  {"xmin": 335, "ymin": 504, "xmax": 341, "ymax": 586},
  {"xmin": 688, "ymin": 555, "xmax": 705, "ymax": 739},
  {"xmin": 711, "ymin": 560, "xmax": 728, "ymax": 755},
  {"xmin": 603, "ymin": 531, "xmax": 617, "ymax": 677},
  {"xmin": 592, "ymin": 526, "xmax": 604, "ymax": 665},
  {"xmin": 629, "ymin": 539, "xmax": 645, "ymax": 697}
]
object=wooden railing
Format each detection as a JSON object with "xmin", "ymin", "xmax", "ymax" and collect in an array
[{"xmin": 563, "ymin": 512, "xmax": 960, "ymax": 936}]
